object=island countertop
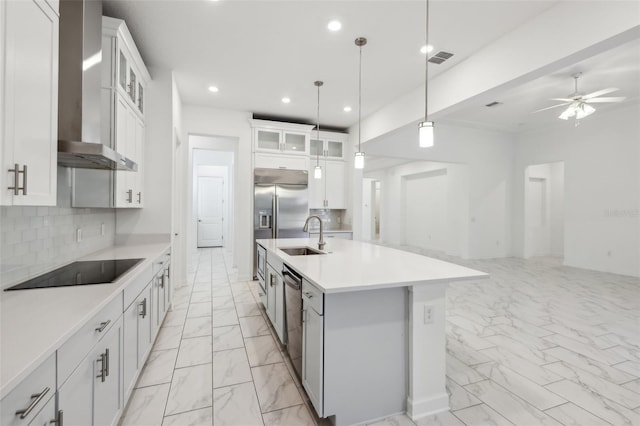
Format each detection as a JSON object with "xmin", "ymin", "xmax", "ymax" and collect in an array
[{"xmin": 257, "ymin": 238, "xmax": 488, "ymax": 293}]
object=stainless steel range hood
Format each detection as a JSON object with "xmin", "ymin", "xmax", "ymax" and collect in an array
[{"xmin": 57, "ymin": 0, "xmax": 137, "ymax": 171}]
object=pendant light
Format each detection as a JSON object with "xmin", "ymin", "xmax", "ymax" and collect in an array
[
  {"xmin": 313, "ymin": 81, "xmax": 323, "ymax": 179},
  {"xmin": 354, "ymin": 37, "xmax": 367, "ymax": 169},
  {"xmin": 418, "ymin": 0, "xmax": 434, "ymax": 148}
]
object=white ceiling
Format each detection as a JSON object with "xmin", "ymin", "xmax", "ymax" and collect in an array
[
  {"xmin": 442, "ymin": 37, "xmax": 640, "ymax": 132},
  {"xmin": 102, "ymin": 0, "xmax": 558, "ymax": 129}
]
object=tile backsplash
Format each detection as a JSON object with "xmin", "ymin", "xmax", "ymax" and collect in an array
[
  {"xmin": 308, "ymin": 209, "xmax": 347, "ymax": 231},
  {"xmin": 0, "ymin": 168, "xmax": 116, "ymax": 289}
]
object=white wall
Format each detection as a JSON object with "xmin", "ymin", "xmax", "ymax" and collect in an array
[
  {"xmin": 365, "ymin": 161, "xmax": 469, "ymax": 258},
  {"xmin": 172, "ymin": 75, "xmax": 187, "ymax": 287},
  {"xmin": 514, "ymin": 103, "xmax": 640, "ymax": 277},
  {"xmin": 362, "ymin": 122, "xmax": 513, "ymax": 259},
  {"xmin": 182, "ymin": 106, "xmax": 253, "ymax": 280}
]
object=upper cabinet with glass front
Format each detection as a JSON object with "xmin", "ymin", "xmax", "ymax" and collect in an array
[
  {"xmin": 103, "ymin": 17, "xmax": 150, "ymax": 118},
  {"xmin": 251, "ymin": 120, "xmax": 314, "ymax": 156},
  {"xmin": 310, "ymin": 131, "xmax": 348, "ymax": 160}
]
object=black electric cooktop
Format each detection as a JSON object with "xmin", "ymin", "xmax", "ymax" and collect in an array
[{"xmin": 4, "ymin": 258, "xmax": 144, "ymax": 291}]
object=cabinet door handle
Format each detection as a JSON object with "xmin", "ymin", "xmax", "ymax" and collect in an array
[
  {"xmin": 21, "ymin": 165, "xmax": 27, "ymax": 195},
  {"xmin": 269, "ymin": 275, "xmax": 274, "ymax": 287},
  {"xmin": 95, "ymin": 320, "xmax": 110, "ymax": 333},
  {"xmin": 139, "ymin": 298, "xmax": 147, "ymax": 318},
  {"xmin": 15, "ymin": 387, "xmax": 50, "ymax": 419},
  {"xmin": 303, "ymin": 291, "xmax": 314, "ymax": 299},
  {"xmin": 137, "ymin": 191, "xmax": 142, "ymax": 203},
  {"xmin": 105, "ymin": 348, "xmax": 110, "ymax": 377},
  {"xmin": 96, "ymin": 353, "xmax": 106, "ymax": 382},
  {"xmin": 127, "ymin": 189, "xmax": 133, "ymax": 203},
  {"xmin": 8, "ymin": 163, "xmax": 27, "ymax": 195}
]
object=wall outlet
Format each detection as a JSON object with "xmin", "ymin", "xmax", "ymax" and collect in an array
[
  {"xmin": 101, "ymin": 223, "xmax": 105, "ymax": 236},
  {"xmin": 76, "ymin": 228, "xmax": 82, "ymax": 243},
  {"xmin": 423, "ymin": 305, "xmax": 434, "ymax": 324}
]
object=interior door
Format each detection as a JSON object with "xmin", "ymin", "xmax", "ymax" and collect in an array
[{"xmin": 197, "ymin": 176, "xmax": 224, "ymax": 247}]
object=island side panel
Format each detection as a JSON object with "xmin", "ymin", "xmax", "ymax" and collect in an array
[
  {"xmin": 324, "ymin": 287, "xmax": 408, "ymax": 426},
  {"xmin": 407, "ymin": 282, "xmax": 449, "ymax": 420}
]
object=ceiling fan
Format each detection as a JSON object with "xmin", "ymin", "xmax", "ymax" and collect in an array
[{"xmin": 534, "ymin": 72, "xmax": 626, "ymax": 122}]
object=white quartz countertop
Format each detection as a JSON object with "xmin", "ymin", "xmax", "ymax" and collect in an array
[
  {"xmin": 0, "ymin": 240, "xmax": 170, "ymax": 399},
  {"xmin": 257, "ymin": 238, "xmax": 488, "ymax": 293}
]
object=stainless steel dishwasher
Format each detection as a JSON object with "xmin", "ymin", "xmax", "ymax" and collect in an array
[{"xmin": 283, "ymin": 264, "xmax": 303, "ymax": 379}]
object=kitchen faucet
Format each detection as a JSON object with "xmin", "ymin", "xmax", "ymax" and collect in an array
[{"xmin": 303, "ymin": 215, "xmax": 325, "ymax": 250}]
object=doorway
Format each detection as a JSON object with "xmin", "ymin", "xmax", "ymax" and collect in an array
[
  {"xmin": 197, "ymin": 176, "xmax": 225, "ymax": 247},
  {"xmin": 524, "ymin": 162, "xmax": 565, "ymax": 258}
]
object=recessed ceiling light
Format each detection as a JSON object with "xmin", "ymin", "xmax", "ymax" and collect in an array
[
  {"xmin": 282, "ymin": 97, "xmax": 291, "ymax": 104},
  {"xmin": 208, "ymin": 86, "xmax": 219, "ymax": 93},
  {"xmin": 343, "ymin": 106, "xmax": 352, "ymax": 112},
  {"xmin": 420, "ymin": 44, "xmax": 434, "ymax": 54},
  {"xmin": 327, "ymin": 20, "xmax": 342, "ymax": 32}
]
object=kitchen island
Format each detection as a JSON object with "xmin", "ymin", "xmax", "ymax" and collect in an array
[{"xmin": 257, "ymin": 238, "xmax": 488, "ymax": 425}]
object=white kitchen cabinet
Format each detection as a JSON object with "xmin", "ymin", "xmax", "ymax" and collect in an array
[
  {"xmin": 73, "ymin": 17, "xmax": 148, "ymax": 208},
  {"xmin": 309, "ymin": 160, "xmax": 346, "ymax": 209},
  {"xmin": 254, "ymin": 128, "xmax": 310, "ymax": 156},
  {"xmin": 310, "ymin": 131, "xmax": 347, "ymax": 161},
  {"xmin": 254, "ymin": 152, "xmax": 309, "ymax": 171},
  {"xmin": 266, "ymin": 265, "xmax": 277, "ymax": 325},
  {"xmin": 58, "ymin": 316, "xmax": 123, "ymax": 426},
  {"xmin": 309, "ymin": 231, "xmax": 353, "ymax": 240},
  {"xmin": 0, "ymin": 0, "xmax": 58, "ymax": 206},
  {"xmin": 0, "ymin": 354, "xmax": 56, "ymax": 426},
  {"xmin": 302, "ymin": 280, "xmax": 324, "ymax": 416},
  {"xmin": 265, "ymin": 257, "xmax": 285, "ymax": 344},
  {"xmin": 26, "ymin": 396, "xmax": 57, "ymax": 426},
  {"xmin": 92, "ymin": 317, "xmax": 122, "ymax": 426},
  {"xmin": 123, "ymin": 283, "xmax": 152, "ymax": 401}
]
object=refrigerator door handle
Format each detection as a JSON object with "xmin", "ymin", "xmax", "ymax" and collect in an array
[{"xmin": 273, "ymin": 194, "xmax": 279, "ymax": 238}]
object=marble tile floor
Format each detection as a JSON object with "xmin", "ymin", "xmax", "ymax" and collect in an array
[{"xmin": 119, "ymin": 247, "xmax": 640, "ymax": 426}]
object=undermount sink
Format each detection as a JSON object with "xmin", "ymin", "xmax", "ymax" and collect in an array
[{"xmin": 280, "ymin": 247, "xmax": 326, "ymax": 256}]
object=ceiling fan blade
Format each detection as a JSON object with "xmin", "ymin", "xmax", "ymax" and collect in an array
[
  {"xmin": 550, "ymin": 98, "xmax": 574, "ymax": 102},
  {"xmin": 532, "ymin": 102, "xmax": 572, "ymax": 113},
  {"xmin": 582, "ymin": 88, "xmax": 619, "ymax": 99},
  {"xmin": 585, "ymin": 96, "xmax": 626, "ymax": 103}
]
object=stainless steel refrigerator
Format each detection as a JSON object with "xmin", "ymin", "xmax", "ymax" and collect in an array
[{"xmin": 254, "ymin": 168, "xmax": 308, "ymax": 276}]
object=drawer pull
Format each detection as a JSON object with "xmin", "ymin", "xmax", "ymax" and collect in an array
[
  {"xmin": 95, "ymin": 320, "xmax": 111, "ymax": 333},
  {"xmin": 15, "ymin": 387, "xmax": 49, "ymax": 419}
]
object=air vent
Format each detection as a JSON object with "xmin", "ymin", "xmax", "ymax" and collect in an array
[
  {"xmin": 485, "ymin": 101, "xmax": 502, "ymax": 107},
  {"xmin": 428, "ymin": 51, "xmax": 454, "ymax": 64}
]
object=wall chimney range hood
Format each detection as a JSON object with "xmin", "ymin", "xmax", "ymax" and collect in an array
[{"xmin": 56, "ymin": 0, "xmax": 137, "ymax": 171}]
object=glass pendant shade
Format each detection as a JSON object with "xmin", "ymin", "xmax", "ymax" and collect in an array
[
  {"xmin": 419, "ymin": 121, "xmax": 434, "ymax": 147},
  {"xmin": 354, "ymin": 152, "xmax": 365, "ymax": 169},
  {"xmin": 314, "ymin": 165, "xmax": 322, "ymax": 179}
]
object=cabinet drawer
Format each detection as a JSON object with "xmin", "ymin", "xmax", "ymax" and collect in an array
[
  {"xmin": 151, "ymin": 249, "xmax": 171, "ymax": 277},
  {"xmin": 123, "ymin": 263, "xmax": 153, "ymax": 308},
  {"xmin": 302, "ymin": 279, "xmax": 323, "ymax": 315},
  {"xmin": 1, "ymin": 353, "xmax": 55, "ymax": 426},
  {"xmin": 57, "ymin": 295, "xmax": 123, "ymax": 386},
  {"xmin": 254, "ymin": 153, "xmax": 308, "ymax": 171},
  {"xmin": 267, "ymin": 253, "xmax": 284, "ymax": 273}
]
